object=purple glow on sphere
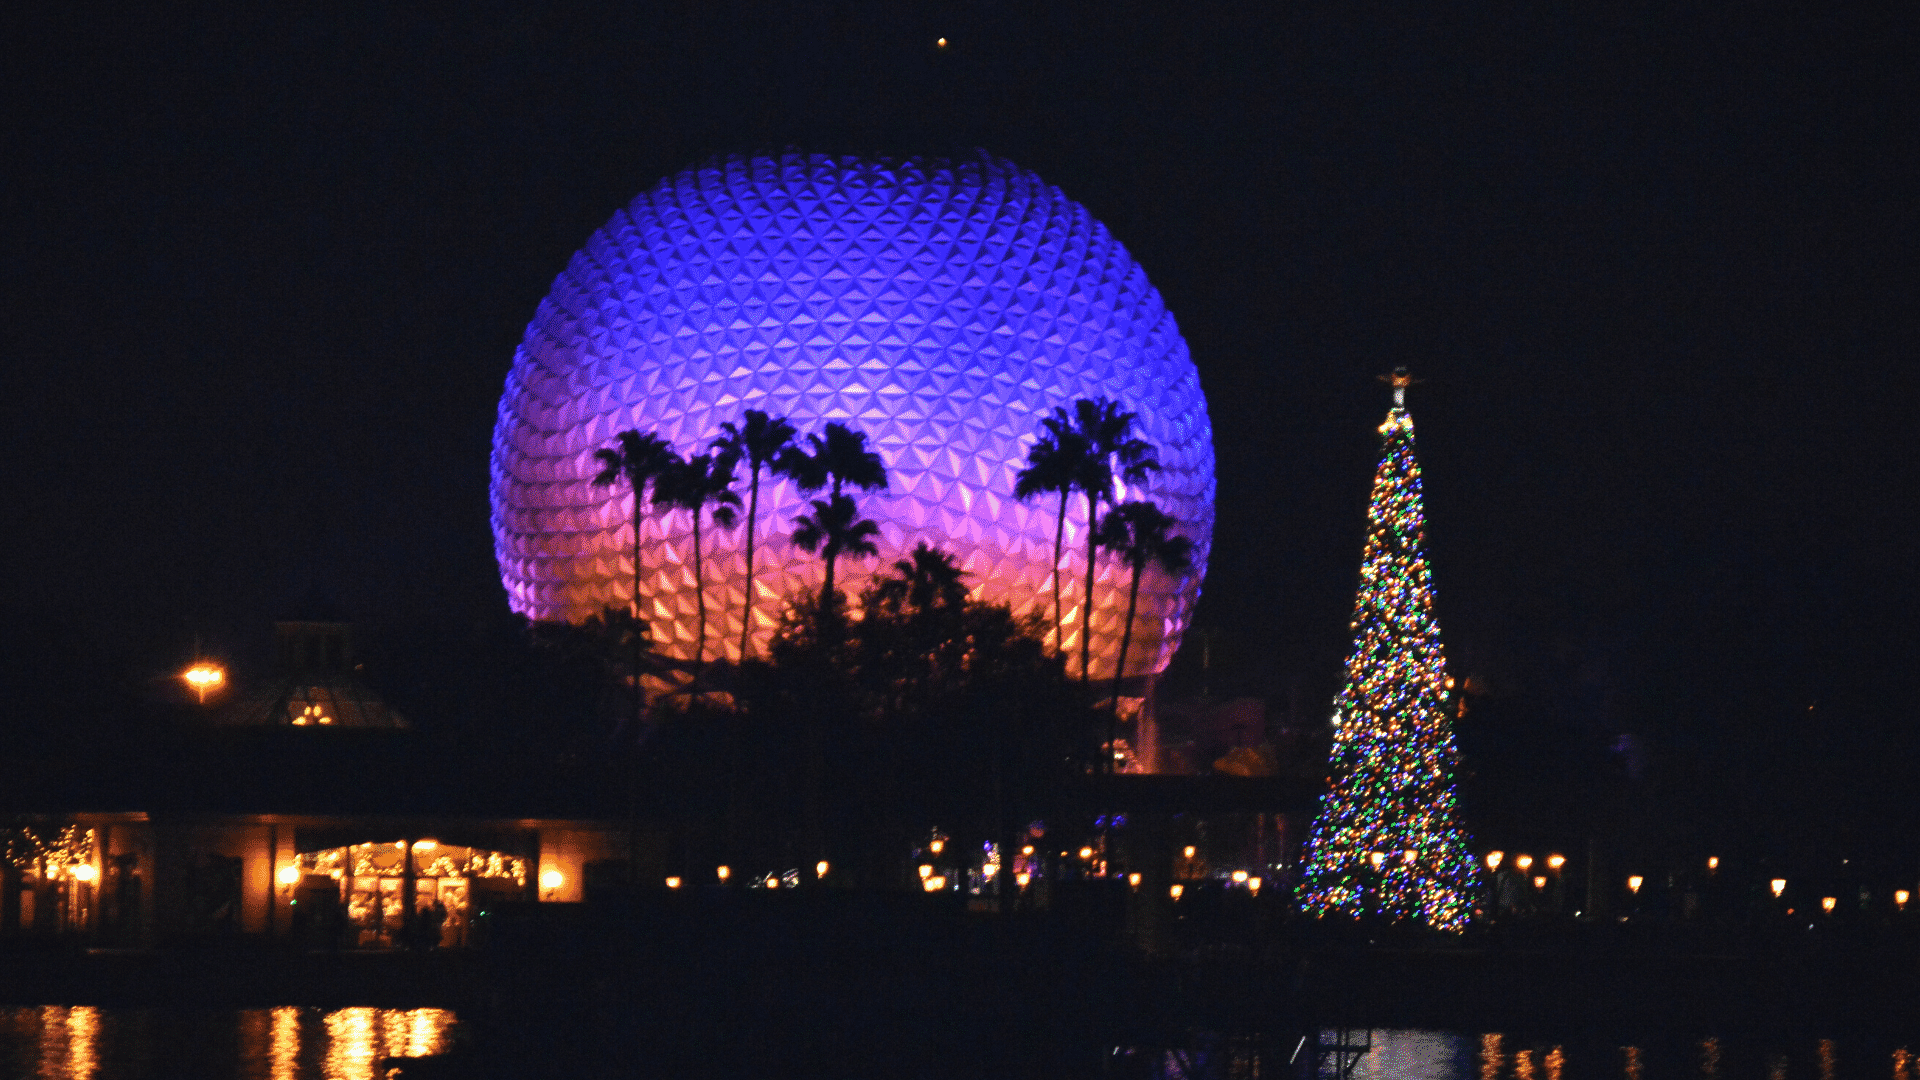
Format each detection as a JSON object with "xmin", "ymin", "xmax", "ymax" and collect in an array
[{"xmin": 491, "ymin": 153, "xmax": 1214, "ymax": 680}]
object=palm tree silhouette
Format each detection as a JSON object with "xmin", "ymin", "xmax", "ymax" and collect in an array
[
  {"xmin": 872, "ymin": 541, "xmax": 970, "ymax": 618},
  {"xmin": 780, "ymin": 421, "xmax": 889, "ymax": 500},
  {"xmin": 654, "ymin": 451, "xmax": 742, "ymax": 674},
  {"xmin": 791, "ymin": 492, "xmax": 882, "ymax": 609},
  {"xmin": 1061, "ymin": 399, "xmax": 1160, "ymax": 686},
  {"xmin": 1095, "ymin": 500, "xmax": 1194, "ymax": 768},
  {"xmin": 1014, "ymin": 415, "xmax": 1090, "ymax": 653},
  {"xmin": 593, "ymin": 430, "xmax": 679, "ymax": 728},
  {"xmin": 711, "ymin": 410, "xmax": 800, "ymax": 660}
]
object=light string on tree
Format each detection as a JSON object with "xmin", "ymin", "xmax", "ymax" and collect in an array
[{"xmin": 1298, "ymin": 369, "xmax": 1479, "ymax": 932}]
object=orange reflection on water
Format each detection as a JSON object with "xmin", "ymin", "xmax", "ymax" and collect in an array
[
  {"xmin": 1546, "ymin": 1046, "xmax": 1566, "ymax": 1080},
  {"xmin": 1515, "ymin": 1048, "xmax": 1537, "ymax": 1080},
  {"xmin": 1819, "ymin": 1039, "xmax": 1838, "ymax": 1080},
  {"xmin": 1701, "ymin": 1037, "xmax": 1721, "ymax": 1077},
  {"xmin": 325, "ymin": 1008, "xmax": 378, "ymax": 1080},
  {"xmin": 1480, "ymin": 1033, "xmax": 1505, "ymax": 1080},
  {"xmin": 1623, "ymin": 1045, "xmax": 1644, "ymax": 1080},
  {"xmin": 34, "ymin": 1005, "xmax": 99, "ymax": 1080},
  {"xmin": 271, "ymin": 1006, "xmax": 301, "ymax": 1080},
  {"xmin": 1894, "ymin": 1047, "xmax": 1914, "ymax": 1080},
  {"xmin": 1768, "ymin": 1051, "xmax": 1790, "ymax": 1080},
  {"xmin": 318, "ymin": 1007, "xmax": 457, "ymax": 1080}
]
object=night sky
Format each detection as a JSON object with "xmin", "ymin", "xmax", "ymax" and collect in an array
[{"xmin": 4, "ymin": 3, "xmax": 1915, "ymax": 851}]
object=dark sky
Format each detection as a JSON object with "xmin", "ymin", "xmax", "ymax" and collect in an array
[{"xmin": 4, "ymin": 2, "xmax": 1915, "ymax": 844}]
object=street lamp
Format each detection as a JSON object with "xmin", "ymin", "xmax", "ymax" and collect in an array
[
  {"xmin": 1533, "ymin": 876, "xmax": 1547, "ymax": 890},
  {"xmin": 665, "ymin": 877, "xmax": 682, "ymax": 889},
  {"xmin": 1546, "ymin": 854, "xmax": 1566, "ymax": 871},
  {"xmin": 1170, "ymin": 884, "xmax": 1184, "ymax": 900},
  {"xmin": 1515, "ymin": 854, "xmax": 1534, "ymax": 873},
  {"xmin": 1820, "ymin": 896, "xmax": 1837, "ymax": 914},
  {"xmin": 1706, "ymin": 856, "xmax": 1719, "ymax": 871},
  {"xmin": 816, "ymin": 860, "xmax": 830, "ymax": 879},
  {"xmin": 1627, "ymin": 875, "xmax": 1644, "ymax": 894},
  {"xmin": 1895, "ymin": 890, "xmax": 1909, "ymax": 911},
  {"xmin": 1770, "ymin": 878, "xmax": 1787, "ymax": 898},
  {"xmin": 1485, "ymin": 851, "xmax": 1504, "ymax": 872},
  {"xmin": 716, "ymin": 865, "xmax": 731, "ymax": 883}
]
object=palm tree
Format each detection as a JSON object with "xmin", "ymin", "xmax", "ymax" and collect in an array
[
  {"xmin": 779, "ymin": 421, "xmax": 888, "ymax": 500},
  {"xmin": 711, "ymin": 410, "xmax": 800, "ymax": 660},
  {"xmin": 791, "ymin": 492, "xmax": 882, "ymax": 609},
  {"xmin": 1062, "ymin": 398, "xmax": 1160, "ymax": 686},
  {"xmin": 1014, "ymin": 414, "xmax": 1090, "ymax": 652},
  {"xmin": 593, "ymin": 430, "xmax": 679, "ymax": 728},
  {"xmin": 873, "ymin": 541, "xmax": 970, "ymax": 618},
  {"xmin": 1094, "ymin": 501, "xmax": 1194, "ymax": 765},
  {"xmin": 653, "ymin": 451, "xmax": 742, "ymax": 673}
]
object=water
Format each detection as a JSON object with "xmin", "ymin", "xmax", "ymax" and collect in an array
[
  {"xmin": 2, "ymin": 1010, "xmax": 1914, "ymax": 1079},
  {"xmin": 0, "ymin": 1006, "xmax": 458, "ymax": 1080}
]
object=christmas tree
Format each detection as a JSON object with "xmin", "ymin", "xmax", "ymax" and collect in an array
[{"xmin": 1298, "ymin": 369, "xmax": 1479, "ymax": 931}]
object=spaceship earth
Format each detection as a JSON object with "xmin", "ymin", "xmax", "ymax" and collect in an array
[{"xmin": 491, "ymin": 153, "xmax": 1214, "ymax": 681}]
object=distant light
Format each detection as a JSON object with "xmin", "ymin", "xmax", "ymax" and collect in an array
[
  {"xmin": 816, "ymin": 861, "xmax": 830, "ymax": 879},
  {"xmin": 1546, "ymin": 853, "xmax": 1566, "ymax": 871},
  {"xmin": 1170, "ymin": 884, "xmax": 1184, "ymax": 899},
  {"xmin": 1079, "ymin": 846, "xmax": 1094, "ymax": 861},
  {"xmin": 1515, "ymin": 854, "xmax": 1534, "ymax": 873},
  {"xmin": 929, "ymin": 839, "xmax": 945, "ymax": 855},
  {"xmin": 540, "ymin": 869, "xmax": 564, "ymax": 891},
  {"xmin": 1246, "ymin": 877, "xmax": 1261, "ymax": 897},
  {"xmin": 1183, "ymin": 846, "xmax": 1196, "ymax": 859},
  {"xmin": 183, "ymin": 663, "xmax": 226, "ymax": 703},
  {"xmin": 1021, "ymin": 846, "xmax": 1034, "ymax": 857},
  {"xmin": 276, "ymin": 865, "xmax": 301, "ymax": 887},
  {"xmin": 1895, "ymin": 890, "xmax": 1910, "ymax": 910},
  {"xmin": 72, "ymin": 864, "xmax": 98, "ymax": 884},
  {"xmin": 415, "ymin": 839, "xmax": 438, "ymax": 851},
  {"xmin": 1367, "ymin": 852, "xmax": 1386, "ymax": 871},
  {"xmin": 923, "ymin": 875, "xmax": 947, "ymax": 892},
  {"xmin": 1627, "ymin": 875, "xmax": 1644, "ymax": 894},
  {"xmin": 716, "ymin": 865, "xmax": 731, "ymax": 883},
  {"xmin": 1706, "ymin": 856, "xmax": 1719, "ymax": 871},
  {"xmin": 935, "ymin": 36, "xmax": 947, "ymax": 47},
  {"xmin": 1533, "ymin": 876, "xmax": 1547, "ymax": 890},
  {"xmin": 1770, "ymin": 878, "xmax": 1787, "ymax": 898},
  {"xmin": 918, "ymin": 864, "xmax": 934, "ymax": 879},
  {"xmin": 1485, "ymin": 851, "xmax": 1504, "ymax": 872},
  {"xmin": 665, "ymin": 876, "xmax": 682, "ymax": 889},
  {"xmin": 1231, "ymin": 870, "xmax": 1249, "ymax": 884},
  {"xmin": 1821, "ymin": 896, "xmax": 1837, "ymax": 914},
  {"xmin": 765, "ymin": 876, "xmax": 780, "ymax": 890},
  {"xmin": 1128, "ymin": 873, "xmax": 1142, "ymax": 888},
  {"xmin": 1016, "ymin": 872, "xmax": 1031, "ymax": 888}
]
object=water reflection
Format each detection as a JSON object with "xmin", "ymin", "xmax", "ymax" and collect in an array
[
  {"xmin": 1701, "ymin": 1036, "xmax": 1721, "ymax": 1078},
  {"xmin": 1894, "ymin": 1047, "xmax": 1914, "ymax": 1080},
  {"xmin": 0, "ymin": 1005, "xmax": 456, "ymax": 1080}
]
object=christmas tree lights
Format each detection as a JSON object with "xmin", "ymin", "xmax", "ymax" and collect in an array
[{"xmin": 1299, "ymin": 370, "xmax": 1478, "ymax": 931}]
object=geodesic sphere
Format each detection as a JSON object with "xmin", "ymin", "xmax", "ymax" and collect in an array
[{"xmin": 491, "ymin": 153, "xmax": 1214, "ymax": 681}]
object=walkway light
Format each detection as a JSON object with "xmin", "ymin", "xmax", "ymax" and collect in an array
[
  {"xmin": 1170, "ymin": 884, "xmax": 1184, "ymax": 899},
  {"xmin": 1821, "ymin": 896, "xmax": 1837, "ymax": 914},
  {"xmin": 816, "ymin": 861, "xmax": 829, "ymax": 878},
  {"xmin": 1079, "ymin": 846, "xmax": 1094, "ymax": 861},
  {"xmin": 1627, "ymin": 875, "xmax": 1643, "ymax": 894},
  {"xmin": 922, "ymin": 875, "xmax": 946, "ymax": 892},
  {"xmin": 183, "ymin": 663, "xmax": 226, "ymax": 704},
  {"xmin": 1706, "ymin": 856, "xmax": 1719, "ymax": 871},
  {"xmin": 1546, "ymin": 853, "xmax": 1566, "ymax": 871},
  {"xmin": 1231, "ymin": 870, "xmax": 1249, "ymax": 884},
  {"xmin": 1533, "ymin": 876, "xmax": 1547, "ymax": 890},
  {"xmin": 1485, "ymin": 851, "xmax": 1504, "ymax": 872},
  {"xmin": 1515, "ymin": 854, "xmax": 1534, "ymax": 872},
  {"xmin": 716, "ymin": 865, "xmax": 731, "ymax": 883},
  {"xmin": 1128, "ymin": 873, "xmax": 1142, "ymax": 888},
  {"xmin": 1770, "ymin": 878, "xmax": 1787, "ymax": 898},
  {"xmin": 929, "ymin": 839, "xmax": 945, "ymax": 855},
  {"xmin": 1247, "ymin": 877, "xmax": 1261, "ymax": 897},
  {"xmin": 1183, "ymin": 846, "xmax": 1196, "ymax": 859},
  {"xmin": 1016, "ymin": 872, "xmax": 1030, "ymax": 888},
  {"xmin": 1895, "ymin": 890, "xmax": 1909, "ymax": 910},
  {"xmin": 665, "ymin": 877, "xmax": 682, "ymax": 889}
]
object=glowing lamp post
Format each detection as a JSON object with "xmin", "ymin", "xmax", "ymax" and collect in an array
[
  {"xmin": 1546, "ymin": 854, "xmax": 1566, "ymax": 872},
  {"xmin": 665, "ymin": 877, "xmax": 682, "ymax": 890},
  {"xmin": 1246, "ymin": 877, "xmax": 1262, "ymax": 897},
  {"xmin": 1485, "ymin": 851, "xmax": 1504, "ymax": 872},
  {"xmin": 1170, "ymin": 884, "xmax": 1184, "ymax": 900},
  {"xmin": 1515, "ymin": 854, "xmax": 1534, "ymax": 873},
  {"xmin": 1626, "ymin": 875, "xmax": 1644, "ymax": 895},
  {"xmin": 276, "ymin": 864, "xmax": 301, "ymax": 891},
  {"xmin": 1820, "ymin": 896, "xmax": 1837, "ymax": 914},
  {"xmin": 1770, "ymin": 878, "xmax": 1788, "ymax": 899},
  {"xmin": 183, "ymin": 663, "xmax": 226, "ymax": 704},
  {"xmin": 1533, "ymin": 876, "xmax": 1547, "ymax": 890},
  {"xmin": 716, "ymin": 865, "xmax": 731, "ymax": 884},
  {"xmin": 540, "ymin": 869, "xmax": 564, "ymax": 900},
  {"xmin": 815, "ymin": 861, "xmax": 829, "ymax": 880},
  {"xmin": 1895, "ymin": 890, "xmax": 1910, "ymax": 911},
  {"xmin": 1231, "ymin": 870, "xmax": 1249, "ymax": 884},
  {"xmin": 1706, "ymin": 856, "xmax": 1719, "ymax": 871}
]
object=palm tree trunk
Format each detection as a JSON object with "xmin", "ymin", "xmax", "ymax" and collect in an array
[
  {"xmin": 739, "ymin": 466, "xmax": 761, "ymax": 661},
  {"xmin": 1082, "ymin": 492, "xmax": 1100, "ymax": 685},
  {"xmin": 632, "ymin": 501, "xmax": 645, "ymax": 733},
  {"xmin": 821, "ymin": 547, "xmax": 837, "ymax": 610},
  {"xmin": 1051, "ymin": 495, "xmax": 1068, "ymax": 652},
  {"xmin": 692, "ymin": 512, "xmax": 707, "ymax": 673},
  {"xmin": 1111, "ymin": 563, "xmax": 1143, "ymax": 774}
]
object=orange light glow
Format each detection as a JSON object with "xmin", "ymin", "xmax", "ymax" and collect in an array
[
  {"xmin": 1770, "ymin": 878, "xmax": 1787, "ymax": 898},
  {"xmin": 540, "ymin": 869, "xmax": 563, "ymax": 891},
  {"xmin": 1016, "ymin": 872, "xmax": 1031, "ymax": 887},
  {"xmin": 1078, "ymin": 846, "xmax": 1094, "ymax": 860},
  {"xmin": 276, "ymin": 864, "xmax": 301, "ymax": 887},
  {"xmin": 936, "ymin": 37, "xmax": 947, "ymax": 47},
  {"xmin": 1231, "ymin": 870, "xmax": 1249, "ymax": 883},
  {"xmin": 415, "ymin": 839, "xmax": 438, "ymax": 851},
  {"xmin": 1533, "ymin": 876, "xmax": 1547, "ymax": 890},
  {"xmin": 1546, "ymin": 853, "xmax": 1566, "ymax": 871},
  {"xmin": 72, "ymin": 864, "xmax": 97, "ymax": 883},
  {"xmin": 716, "ymin": 865, "xmax": 731, "ymax": 883},
  {"xmin": 1021, "ymin": 845, "xmax": 1034, "ymax": 857},
  {"xmin": 1627, "ymin": 875, "xmax": 1644, "ymax": 894},
  {"xmin": 816, "ymin": 861, "xmax": 829, "ymax": 878},
  {"xmin": 929, "ymin": 839, "xmax": 945, "ymax": 855},
  {"xmin": 765, "ymin": 876, "xmax": 780, "ymax": 890},
  {"xmin": 1183, "ymin": 846, "xmax": 1196, "ymax": 859},
  {"xmin": 665, "ymin": 876, "xmax": 682, "ymax": 889},
  {"xmin": 1170, "ymin": 884, "xmax": 1184, "ymax": 899},
  {"xmin": 1706, "ymin": 856, "xmax": 1719, "ymax": 871},
  {"xmin": 1128, "ymin": 873, "xmax": 1142, "ymax": 888},
  {"xmin": 1368, "ymin": 852, "xmax": 1386, "ymax": 870},
  {"xmin": 183, "ymin": 663, "xmax": 226, "ymax": 703},
  {"xmin": 922, "ymin": 875, "xmax": 947, "ymax": 892},
  {"xmin": 1247, "ymin": 877, "xmax": 1261, "ymax": 896},
  {"xmin": 917, "ymin": 864, "xmax": 933, "ymax": 879},
  {"xmin": 1515, "ymin": 854, "xmax": 1534, "ymax": 872},
  {"xmin": 1821, "ymin": 896, "xmax": 1837, "ymax": 914},
  {"xmin": 1895, "ymin": 889, "xmax": 1910, "ymax": 910},
  {"xmin": 1485, "ymin": 850, "xmax": 1504, "ymax": 871}
]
